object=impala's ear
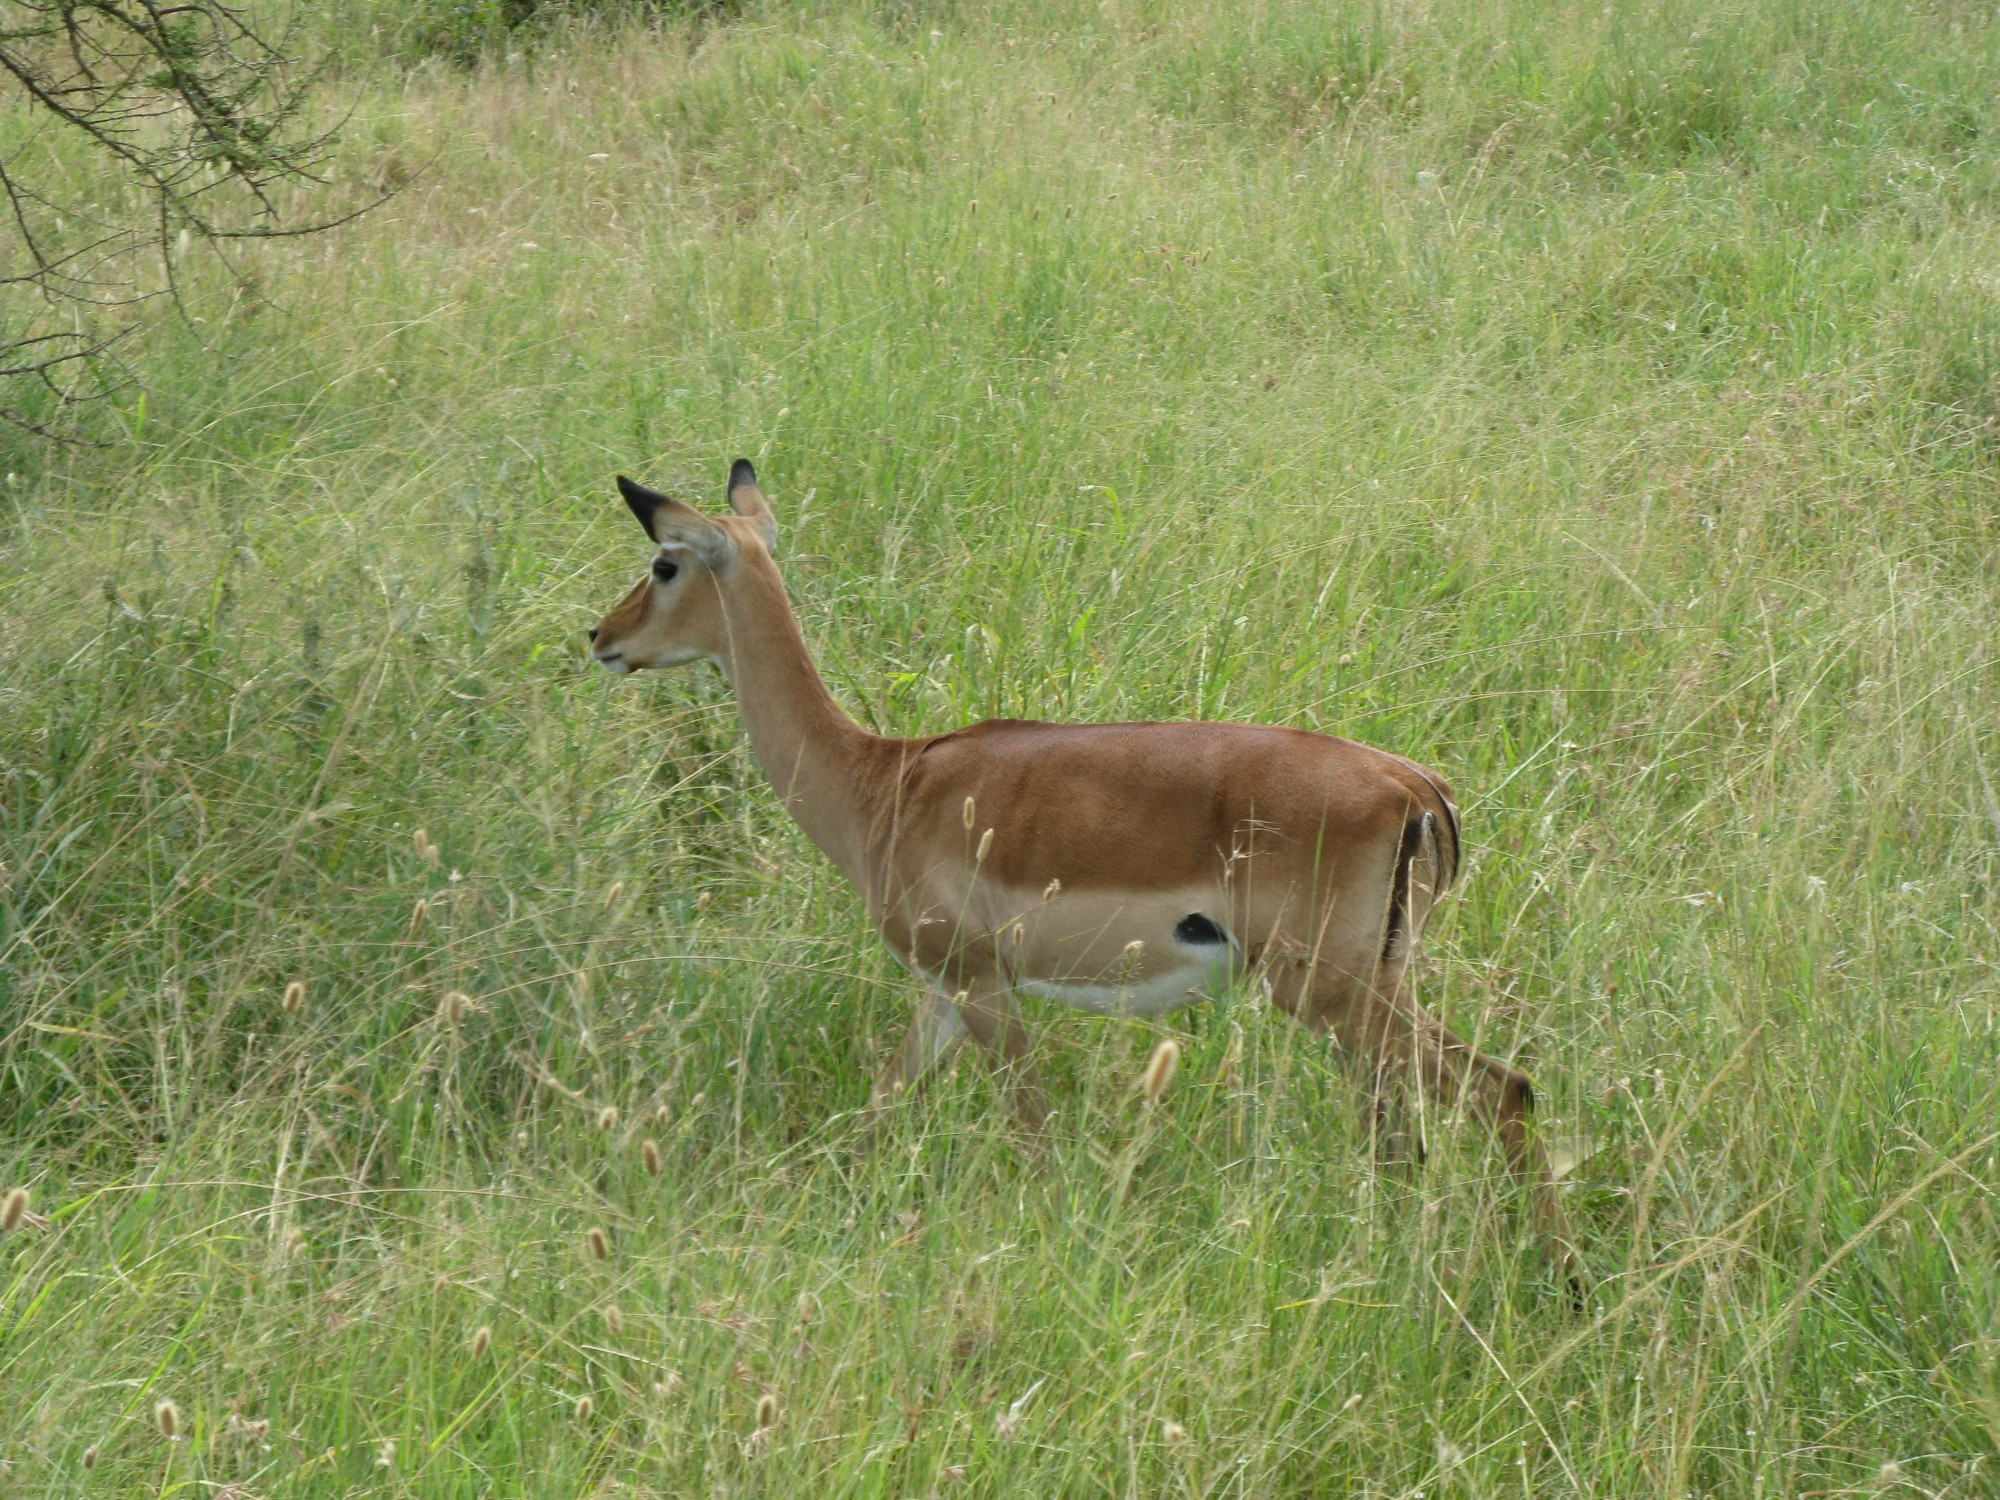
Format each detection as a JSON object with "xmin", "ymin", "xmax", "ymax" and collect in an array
[
  {"xmin": 617, "ymin": 474, "xmax": 735, "ymax": 569},
  {"xmin": 618, "ymin": 474, "xmax": 670, "ymax": 542},
  {"xmin": 726, "ymin": 458, "xmax": 778, "ymax": 554}
]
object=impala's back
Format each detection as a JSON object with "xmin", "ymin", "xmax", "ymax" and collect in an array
[{"xmin": 867, "ymin": 718, "xmax": 1456, "ymax": 1013}]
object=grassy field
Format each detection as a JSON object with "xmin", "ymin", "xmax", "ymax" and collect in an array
[{"xmin": 4, "ymin": 0, "xmax": 1999, "ymax": 1492}]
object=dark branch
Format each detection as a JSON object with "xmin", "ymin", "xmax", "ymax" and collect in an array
[{"xmin": 2, "ymin": 0, "xmax": 374, "ymax": 441}]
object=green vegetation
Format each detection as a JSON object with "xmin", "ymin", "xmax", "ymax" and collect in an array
[{"xmin": 4, "ymin": 0, "xmax": 1998, "ymax": 1492}]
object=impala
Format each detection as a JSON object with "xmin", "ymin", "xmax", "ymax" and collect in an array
[{"xmin": 589, "ymin": 461, "xmax": 1578, "ymax": 1279}]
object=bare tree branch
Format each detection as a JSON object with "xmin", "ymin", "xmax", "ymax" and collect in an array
[{"xmin": 1, "ymin": 1, "xmax": 371, "ymax": 439}]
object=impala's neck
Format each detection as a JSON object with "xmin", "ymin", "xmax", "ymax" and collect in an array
[{"xmin": 712, "ymin": 555, "xmax": 883, "ymax": 884}]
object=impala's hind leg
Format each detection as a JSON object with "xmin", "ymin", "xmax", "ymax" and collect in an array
[
  {"xmin": 1265, "ymin": 945, "xmax": 1579, "ymax": 1283},
  {"xmin": 857, "ymin": 989, "xmax": 968, "ymax": 1147}
]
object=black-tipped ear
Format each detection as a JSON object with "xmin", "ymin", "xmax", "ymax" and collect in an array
[
  {"xmin": 725, "ymin": 458, "xmax": 778, "ymax": 552},
  {"xmin": 617, "ymin": 474, "xmax": 669, "ymax": 541}
]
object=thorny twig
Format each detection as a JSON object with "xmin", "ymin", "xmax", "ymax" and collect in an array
[{"xmin": 0, "ymin": 2, "xmax": 377, "ymax": 437}]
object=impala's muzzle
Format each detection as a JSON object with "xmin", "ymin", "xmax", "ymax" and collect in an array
[{"xmin": 587, "ymin": 624, "xmax": 628, "ymax": 672}]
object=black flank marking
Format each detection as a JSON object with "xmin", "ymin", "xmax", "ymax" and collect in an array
[
  {"xmin": 1380, "ymin": 812, "xmax": 1429, "ymax": 963},
  {"xmin": 1174, "ymin": 912, "xmax": 1229, "ymax": 947}
]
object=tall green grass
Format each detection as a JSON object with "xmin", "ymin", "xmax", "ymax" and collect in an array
[{"xmin": 3, "ymin": 0, "xmax": 1998, "ymax": 1493}]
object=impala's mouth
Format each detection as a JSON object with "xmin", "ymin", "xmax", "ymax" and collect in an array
[{"xmin": 593, "ymin": 650, "xmax": 629, "ymax": 674}]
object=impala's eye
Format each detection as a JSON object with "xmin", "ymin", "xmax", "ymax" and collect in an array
[{"xmin": 651, "ymin": 555, "xmax": 680, "ymax": 584}]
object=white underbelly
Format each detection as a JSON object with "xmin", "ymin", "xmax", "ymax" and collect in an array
[{"xmin": 1015, "ymin": 958, "xmax": 1231, "ymax": 1018}]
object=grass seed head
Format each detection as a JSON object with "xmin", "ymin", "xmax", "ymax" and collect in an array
[
  {"xmin": 0, "ymin": 1186, "xmax": 28, "ymax": 1232},
  {"xmin": 604, "ymin": 879, "xmax": 624, "ymax": 912},
  {"xmin": 471, "ymin": 1324, "xmax": 491, "ymax": 1358},
  {"xmin": 281, "ymin": 979, "xmax": 305, "ymax": 1014},
  {"xmin": 1143, "ymin": 1038, "xmax": 1180, "ymax": 1102},
  {"xmin": 1043, "ymin": 878, "xmax": 1061, "ymax": 902},
  {"xmin": 574, "ymin": 1394, "xmax": 593, "ymax": 1423},
  {"xmin": 653, "ymin": 1103, "xmax": 671, "ymax": 1127},
  {"xmin": 1163, "ymin": 1418, "xmax": 1188, "ymax": 1444},
  {"xmin": 1878, "ymin": 1462, "xmax": 1902, "ymax": 1487},
  {"xmin": 641, "ymin": 1138, "xmax": 661, "ymax": 1176},
  {"xmin": 586, "ymin": 1225, "xmax": 610, "ymax": 1262},
  {"xmin": 440, "ymin": 990, "xmax": 467, "ymax": 1027},
  {"xmin": 414, "ymin": 828, "xmax": 439, "ymax": 867},
  {"xmin": 975, "ymin": 827, "xmax": 993, "ymax": 861},
  {"xmin": 696, "ymin": 890, "xmax": 713, "ymax": 912},
  {"xmin": 597, "ymin": 1105, "xmax": 618, "ymax": 1132},
  {"xmin": 961, "ymin": 795, "xmax": 976, "ymax": 830},
  {"xmin": 154, "ymin": 1400, "xmax": 180, "ymax": 1439},
  {"xmin": 604, "ymin": 1303, "xmax": 624, "ymax": 1337},
  {"xmin": 756, "ymin": 1392, "xmax": 778, "ymax": 1430},
  {"xmin": 82, "ymin": 1446, "xmax": 98, "ymax": 1470},
  {"xmin": 409, "ymin": 898, "xmax": 428, "ymax": 937}
]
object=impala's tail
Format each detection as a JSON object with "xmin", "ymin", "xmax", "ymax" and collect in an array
[{"xmin": 1380, "ymin": 769, "xmax": 1460, "ymax": 966}]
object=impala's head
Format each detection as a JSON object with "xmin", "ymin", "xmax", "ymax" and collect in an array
[{"xmin": 588, "ymin": 459, "xmax": 779, "ymax": 673}]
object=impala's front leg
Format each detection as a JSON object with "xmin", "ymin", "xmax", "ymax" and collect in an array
[
  {"xmin": 857, "ymin": 988, "xmax": 969, "ymax": 1147},
  {"xmin": 954, "ymin": 985, "xmax": 1053, "ymax": 1135}
]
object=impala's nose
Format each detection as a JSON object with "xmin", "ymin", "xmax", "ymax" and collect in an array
[{"xmin": 588, "ymin": 626, "xmax": 599, "ymax": 642}]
